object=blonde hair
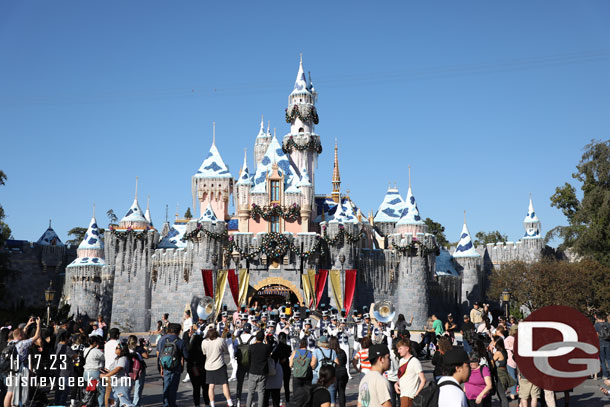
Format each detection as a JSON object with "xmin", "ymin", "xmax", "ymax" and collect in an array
[{"xmin": 509, "ymin": 324, "xmax": 518, "ymax": 336}]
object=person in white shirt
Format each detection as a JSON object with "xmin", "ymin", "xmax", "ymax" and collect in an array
[
  {"xmin": 83, "ymin": 335, "xmax": 106, "ymax": 407},
  {"xmin": 103, "ymin": 328, "xmax": 121, "ymax": 407},
  {"xmin": 183, "ymin": 310, "xmax": 193, "ymax": 332},
  {"xmin": 437, "ymin": 348, "xmax": 471, "ymax": 407},
  {"xmin": 90, "ymin": 323, "xmax": 104, "ymax": 338},
  {"xmin": 394, "ymin": 338, "xmax": 426, "ymax": 405},
  {"xmin": 357, "ymin": 344, "xmax": 392, "ymax": 407}
]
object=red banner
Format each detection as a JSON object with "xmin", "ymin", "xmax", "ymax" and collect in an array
[
  {"xmin": 201, "ymin": 269, "xmax": 214, "ymax": 297},
  {"xmin": 315, "ymin": 269, "xmax": 328, "ymax": 309},
  {"xmin": 343, "ymin": 269, "xmax": 357, "ymax": 315},
  {"xmin": 227, "ymin": 269, "xmax": 239, "ymax": 307}
]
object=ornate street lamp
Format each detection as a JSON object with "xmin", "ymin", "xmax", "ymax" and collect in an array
[
  {"xmin": 45, "ymin": 281, "xmax": 56, "ymax": 325},
  {"xmin": 339, "ymin": 254, "xmax": 346, "ymax": 313},
  {"xmin": 502, "ymin": 288, "xmax": 511, "ymax": 319}
]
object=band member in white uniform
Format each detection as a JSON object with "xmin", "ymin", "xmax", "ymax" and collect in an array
[
  {"xmin": 337, "ymin": 317, "xmax": 352, "ymax": 379},
  {"xmin": 299, "ymin": 318, "xmax": 317, "ymax": 351},
  {"xmin": 216, "ymin": 311, "xmax": 238, "ymax": 381}
]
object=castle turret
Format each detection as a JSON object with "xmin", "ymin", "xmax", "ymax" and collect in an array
[
  {"xmin": 331, "ymin": 140, "xmax": 341, "ymax": 203},
  {"xmin": 373, "ymin": 185, "xmax": 406, "ymax": 238},
  {"xmin": 254, "ymin": 116, "xmax": 272, "ymax": 166},
  {"xmin": 283, "ymin": 55, "xmax": 321, "ymax": 190},
  {"xmin": 66, "ymin": 213, "xmax": 106, "ymax": 318},
  {"xmin": 144, "ymin": 196, "xmax": 153, "ymax": 226},
  {"xmin": 395, "ymin": 168, "xmax": 427, "ymax": 236},
  {"xmin": 192, "ymin": 123, "xmax": 233, "ymax": 221},
  {"xmin": 522, "ymin": 195, "xmax": 543, "ymax": 250},
  {"xmin": 236, "ymin": 149, "xmax": 252, "ymax": 232},
  {"xmin": 453, "ymin": 212, "xmax": 482, "ymax": 310},
  {"xmin": 119, "ymin": 179, "xmax": 150, "ymax": 230},
  {"xmin": 296, "ymin": 166, "xmax": 312, "ymax": 232}
]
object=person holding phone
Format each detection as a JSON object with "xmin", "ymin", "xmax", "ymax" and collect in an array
[{"xmin": 100, "ymin": 342, "xmax": 135, "ymax": 407}]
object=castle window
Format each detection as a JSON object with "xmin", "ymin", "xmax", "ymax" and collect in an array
[
  {"xmin": 298, "ymin": 127, "xmax": 304, "ymax": 133},
  {"xmin": 270, "ymin": 216, "xmax": 280, "ymax": 233},
  {"xmin": 271, "ymin": 180, "xmax": 280, "ymax": 202}
]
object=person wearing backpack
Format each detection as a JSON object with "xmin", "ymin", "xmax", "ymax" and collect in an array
[
  {"xmin": 157, "ymin": 323, "xmax": 189, "ymax": 407},
  {"xmin": 127, "ymin": 335, "xmax": 148, "ymax": 406},
  {"xmin": 464, "ymin": 353, "xmax": 492, "ymax": 407},
  {"xmin": 289, "ymin": 338, "xmax": 315, "ymax": 393},
  {"xmin": 312, "ymin": 337, "xmax": 339, "ymax": 407},
  {"xmin": 185, "ymin": 326, "xmax": 210, "ymax": 407},
  {"xmin": 328, "ymin": 337, "xmax": 348, "ymax": 407},
  {"xmin": 436, "ymin": 348, "xmax": 470, "ymax": 407},
  {"xmin": 100, "ymin": 342, "xmax": 135, "ymax": 407},
  {"xmin": 235, "ymin": 323, "xmax": 254, "ymax": 407},
  {"xmin": 83, "ymin": 335, "xmax": 105, "ymax": 407},
  {"xmin": 595, "ymin": 312, "xmax": 610, "ymax": 380}
]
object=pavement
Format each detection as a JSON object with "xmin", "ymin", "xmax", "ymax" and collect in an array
[{"xmin": 136, "ymin": 355, "xmax": 610, "ymax": 407}]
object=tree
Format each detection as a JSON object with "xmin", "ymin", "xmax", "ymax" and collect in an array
[
  {"xmin": 548, "ymin": 139, "xmax": 610, "ymax": 267},
  {"xmin": 424, "ymin": 217, "xmax": 449, "ymax": 247},
  {"xmin": 107, "ymin": 209, "xmax": 118, "ymax": 225},
  {"xmin": 474, "ymin": 230, "xmax": 507, "ymax": 246},
  {"xmin": 488, "ymin": 259, "xmax": 610, "ymax": 316},
  {"xmin": 0, "ymin": 170, "xmax": 12, "ymax": 297},
  {"xmin": 184, "ymin": 207, "xmax": 193, "ymax": 219},
  {"xmin": 66, "ymin": 227, "xmax": 88, "ymax": 246}
]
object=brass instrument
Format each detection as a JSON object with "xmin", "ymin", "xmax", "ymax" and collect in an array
[
  {"xmin": 372, "ymin": 300, "xmax": 396, "ymax": 323},
  {"xmin": 196, "ymin": 296, "xmax": 214, "ymax": 321}
]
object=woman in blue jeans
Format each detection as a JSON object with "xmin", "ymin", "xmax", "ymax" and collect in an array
[
  {"xmin": 83, "ymin": 335, "xmax": 106, "ymax": 407},
  {"xmin": 311, "ymin": 337, "xmax": 340, "ymax": 407},
  {"xmin": 101, "ymin": 342, "xmax": 136, "ymax": 407}
]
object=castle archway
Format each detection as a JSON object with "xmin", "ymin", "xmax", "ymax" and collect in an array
[{"xmin": 250, "ymin": 277, "xmax": 303, "ymax": 307}]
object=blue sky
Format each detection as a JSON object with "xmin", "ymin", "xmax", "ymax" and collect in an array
[{"xmin": 1, "ymin": 1, "xmax": 609, "ymax": 246}]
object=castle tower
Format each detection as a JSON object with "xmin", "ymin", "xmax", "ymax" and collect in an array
[
  {"xmin": 296, "ymin": 165, "xmax": 312, "ymax": 232},
  {"xmin": 373, "ymin": 185, "xmax": 406, "ymax": 238},
  {"xmin": 236, "ymin": 149, "xmax": 252, "ymax": 232},
  {"xmin": 331, "ymin": 140, "xmax": 341, "ymax": 203},
  {"xmin": 453, "ymin": 212, "xmax": 482, "ymax": 309},
  {"xmin": 66, "ymin": 213, "xmax": 105, "ymax": 318},
  {"xmin": 254, "ymin": 116, "xmax": 272, "ymax": 166},
  {"xmin": 394, "ymin": 169, "xmax": 427, "ymax": 236},
  {"xmin": 522, "ymin": 195, "xmax": 543, "ymax": 250},
  {"xmin": 144, "ymin": 196, "xmax": 153, "ymax": 226},
  {"xmin": 119, "ymin": 178, "xmax": 150, "ymax": 230},
  {"xmin": 192, "ymin": 124, "xmax": 233, "ymax": 221},
  {"xmin": 283, "ymin": 55, "xmax": 321, "ymax": 190}
]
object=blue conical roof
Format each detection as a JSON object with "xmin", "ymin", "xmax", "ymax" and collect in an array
[
  {"xmin": 453, "ymin": 221, "xmax": 480, "ymax": 258},
  {"xmin": 120, "ymin": 198, "xmax": 149, "ymax": 224},
  {"xmin": 374, "ymin": 187, "xmax": 405, "ymax": 223},
  {"xmin": 78, "ymin": 216, "xmax": 104, "ymax": 250},
  {"xmin": 396, "ymin": 186, "xmax": 424, "ymax": 225},
  {"xmin": 251, "ymin": 136, "xmax": 297, "ymax": 193},
  {"xmin": 194, "ymin": 143, "xmax": 232, "ymax": 179},
  {"xmin": 37, "ymin": 223, "xmax": 64, "ymax": 246},
  {"xmin": 158, "ymin": 223, "xmax": 187, "ymax": 249},
  {"xmin": 199, "ymin": 204, "xmax": 218, "ymax": 222}
]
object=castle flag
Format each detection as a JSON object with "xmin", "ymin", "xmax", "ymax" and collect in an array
[{"xmin": 329, "ymin": 269, "xmax": 342, "ymax": 310}]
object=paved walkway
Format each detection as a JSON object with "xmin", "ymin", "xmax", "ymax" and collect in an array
[{"xmin": 136, "ymin": 356, "xmax": 609, "ymax": 407}]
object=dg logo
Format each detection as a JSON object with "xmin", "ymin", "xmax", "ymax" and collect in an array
[{"xmin": 514, "ymin": 305, "xmax": 600, "ymax": 391}]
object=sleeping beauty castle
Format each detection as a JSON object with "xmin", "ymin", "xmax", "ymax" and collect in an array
[{"xmin": 60, "ymin": 57, "xmax": 545, "ymax": 331}]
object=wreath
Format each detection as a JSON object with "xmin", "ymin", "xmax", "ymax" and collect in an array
[
  {"xmin": 251, "ymin": 203, "xmax": 301, "ymax": 222},
  {"xmin": 285, "ymin": 104, "xmax": 320, "ymax": 124},
  {"xmin": 260, "ymin": 232, "xmax": 290, "ymax": 258},
  {"xmin": 110, "ymin": 226, "xmax": 150, "ymax": 241},
  {"xmin": 282, "ymin": 136, "xmax": 323, "ymax": 155}
]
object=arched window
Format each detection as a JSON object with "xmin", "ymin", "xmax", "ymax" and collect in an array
[{"xmin": 298, "ymin": 127, "xmax": 304, "ymax": 133}]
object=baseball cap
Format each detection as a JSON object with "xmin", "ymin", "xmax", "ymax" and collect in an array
[
  {"xmin": 363, "ymin": 313, "xmax": 370, "ymax": 319},
  {"xmin": 318, "ymin": 335, "xmax": 328, "ymax": 344},
  {"xmin": 463, "ymin": 314, "xmax": 469, "ymax": 319},
  {"xmin": 443, "ymin": 348, "xmax": 470, "ymax": 366},
  {"xmin": 243, "ymin": 323, "xmax": 252, "ymax": 333},
  {"xmin": 366, "ymin": 344, "xmax": 390, "ymax": 362},
  {"xmin": 255, "ymin": 331, "xmax": 265, "ymax": 341}
]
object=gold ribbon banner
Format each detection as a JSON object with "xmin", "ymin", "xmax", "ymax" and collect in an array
[
  {"xmin": 303, "ymin": 269, "xmax": 316, "ymax": 307},
  {"xmin": 238, "ymin": 268, "xmax": 250, "ymax": 307},
  {"xmin": 329, "ymin": 269, "xmax": 342, "ymax": 310},
  {"xmin": 214, "ymin": 270, "xmax": 228, "ymax": 317}
]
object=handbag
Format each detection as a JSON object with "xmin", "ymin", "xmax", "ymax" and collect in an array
[{"xmin": 267, "ymin": 358, "xmax": 277, "ymax": 376}]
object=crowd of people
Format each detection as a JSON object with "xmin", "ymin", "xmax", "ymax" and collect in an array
[{"xmin": 0, "ymin": 302, "xmax": 609, "ymax": 407}]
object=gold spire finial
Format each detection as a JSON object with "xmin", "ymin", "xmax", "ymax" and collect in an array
[
  {"xmin": 332, "ymin": 138, "xmax": 341, "ymax": 202},
  {"xmin": 175, "ymin": 202, "xmax": 179, "ymax": 220}
]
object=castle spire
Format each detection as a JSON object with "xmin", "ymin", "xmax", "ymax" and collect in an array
[
  {"xmin": 237, "ymin": 148, "xmax": 251, "ymax": 185},
  {"xmin": 135, "ymin": 176, "xmax": 139, "ymax": 199},
  {"xmin": 453, "ymin": 210, "xmax": 480, "ymax": 258},
  {"xmin": 257, "ymin": 115, "xmax": 265, "ymax": 138},
  {"xmin": 332, "ymin": 139, "xmax": 341, "ymax": 202},
  {"xmin": 144, "ymin": 195, "xmax": 152, "ymax": 225},
  {"xmin": 212, "ymin": 122, "xmax": 216, "ymax": 146},
  {"xmin": 293, "ymin": 53, "xmax": 309, "ymax": 93},
  {"xmin": 523, "ymin": 194, "xmax": 542, "ymax": 239}
]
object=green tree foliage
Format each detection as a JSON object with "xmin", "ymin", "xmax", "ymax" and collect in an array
[
  {"xmin": 548, "ymin": 140, "xmax": 610, "ymax": 267},
  {"xmin": 184, "ymin": 207, "xmax": 193, "ymax": 219},
  {"xmin": 107, "ymin": 209, "xmax": 118, "ymax": 224},
  {"xmin": 424, "ymin": 217, "xmax": 449, "ymax": 247},
  {"xmin": 489, "ymin": 259, "xmax": 610, "ymax": 316},
  {"xmin": 474, "ymin": 230, "xmax": 508, "ymax": 246},
  {"xmin": 66, "ymin": 227, "xmax": 88, "ymax": 246},
  {"xmin": 0, "ymin": 170, "xmax": 12, "ymax": 296}
]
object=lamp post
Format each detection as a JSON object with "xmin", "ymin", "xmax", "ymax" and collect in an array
[
  {"xmin": 45, "ymin": 281, "xmax": 56, "ymax": 325},
  {"xmin": 339, "ymin": 253, "xmax": 346, "ymax": 313},
  {"xmin": 501, "ymin": 288, "xmax": 511, "ymax": 319}
]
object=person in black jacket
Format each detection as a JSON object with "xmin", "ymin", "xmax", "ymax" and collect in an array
[
  {"xmin": 183, "ymin": 326, "xmax": 210, "ymax": 407},
  {"xmin": 272, "ymin": 333, "xmax": 292, "ymax": 403},
  {"xmin": 329, "ymin": 336, "xmax": 348, "ymax": 407},
  {"xmin": 431, "ymin": 336, "xmax": 453, "ymax": 382}
]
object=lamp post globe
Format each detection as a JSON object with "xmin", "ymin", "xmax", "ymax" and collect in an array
[{"xmin": 45, "ymin": 281, "xmax": 56, "ymax": 325}]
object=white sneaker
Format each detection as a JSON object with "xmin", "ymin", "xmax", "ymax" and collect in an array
[
  {"xmin": 236, "ymin": 401, "xmax": 240, "ymax": 407},
  {"xmin": 229, "ymin": 376, "xmax": 237, "ymax": 382},
  {"xmin": 182, "ymin": 374, "xmax": 191, "ymax": 383}
]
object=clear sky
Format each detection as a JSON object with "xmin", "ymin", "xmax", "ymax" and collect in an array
[{"xmin": 1, "ymin": 1, "xmax": 609, "ymax": 246}]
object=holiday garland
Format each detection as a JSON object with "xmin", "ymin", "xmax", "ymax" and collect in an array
[
  {"xmin": 285, "ymin": 104, "xmax": 319, "ymax": 125},
  {"xmin": 181, "ymin": 223, "xmax": 228, "ymax": 242},
  {"xmin": 226, "ymin": 232, "xmax": 324, "ymax": 261},
  {"xmin": 393, "ymin": 238, "xmax": 440, "ymax": 256},
  {"xmin": 321, "ymin": 224, "xmax": 364, "ymax": 245},
  {"xmin": 282, "ymin": 136, "xmax": 323, "ymax": 155},
  {"xmin": 110, "ymin": 226, "xmax": 151, "ymax": 240},
  {"xmin": 251, "ymin": 203, "xmax": 301, "ymax": 222}
]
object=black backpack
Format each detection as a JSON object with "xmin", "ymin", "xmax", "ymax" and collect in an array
[
  {"xmin": 0, "ymin": 343, "xmax": 18, "ymax": 373},
  {"xmin": 316, "ymin": 347, "xmax": 335, "ymax": 367},
  {"xmin": 599, "ymin": 323, "xmax": 610, "ymax": 341},
  {"xmin": 413, "ymin": 380, "xmax": 463, "ymax": 407},
  {"xmin": 287, "ymin": 385, "xmax": 328, "ymax": 407},
  {"xmin": 159, "ymin": 338, "xmax": 180, "ymax": 370}
]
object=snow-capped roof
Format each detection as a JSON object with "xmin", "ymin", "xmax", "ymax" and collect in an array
[
  {"xmin": 435, "ymin": 249, "xmax": 459, "ymax": 276},
  {"xmin": 67, "ymin": 257, "xmax": 105, "ymax": 267},
  {"xmin": 157, "ymin": 223, "xmax": 187, "ymax": 249},
  {"xmin": 396, "ymin": 186, "xmax": 424, "ymax": 225},
  {"xmin": 374, "ymin": 187, "xmax": 406, "ymax": 223},
  {"xmin": 120, "ymin": 198, "xmax": 149, "ymax": 224},
  {"xmin": 296, "ymin": 168, "xmax": 311, "ymax": 187},
  {"xmin": 251, "ymin": 136, "xmax": 297, "ymax": 193},
  {"xmin": 328, "ymin": 201, "xmax": 360, "ymax": 224},
  {"xmin": 453, "ymin": 222, "xmax": 480, "ymax": 258},
  {"xmin": 523, "ymin": 228, "xmax": 541, "ymax": 239},
  {"xmin": 236, "ymin": 150, "xmax": 251, "ymax": 186},
  {"xmin": 256, "ymin": 116, "xmax": 268, "ymax": 139},
  {"xmin": 194, "ymin": 143, "xmax": 232, "ymax": 179},
  {"xmin": 524, "ymin": 196, "xmax": 540, "ymax": 223},
  {"xmin": 144, "ymin": 197, "xmax": 152, "ymax": 225},
  {"xmin": 291, "ymin": 57, "xmax": 311, "ymax": 96},
  {"xmin": 37, "ymin": 224, "xmax": 64, "ymax": 246},
  {"xmin": 78, "ymin": 216, "xmax": 104, "ymax": 250},
  {"xmin": 199, "ymin": 204, "xmax": 218, "ymax": 222}
]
